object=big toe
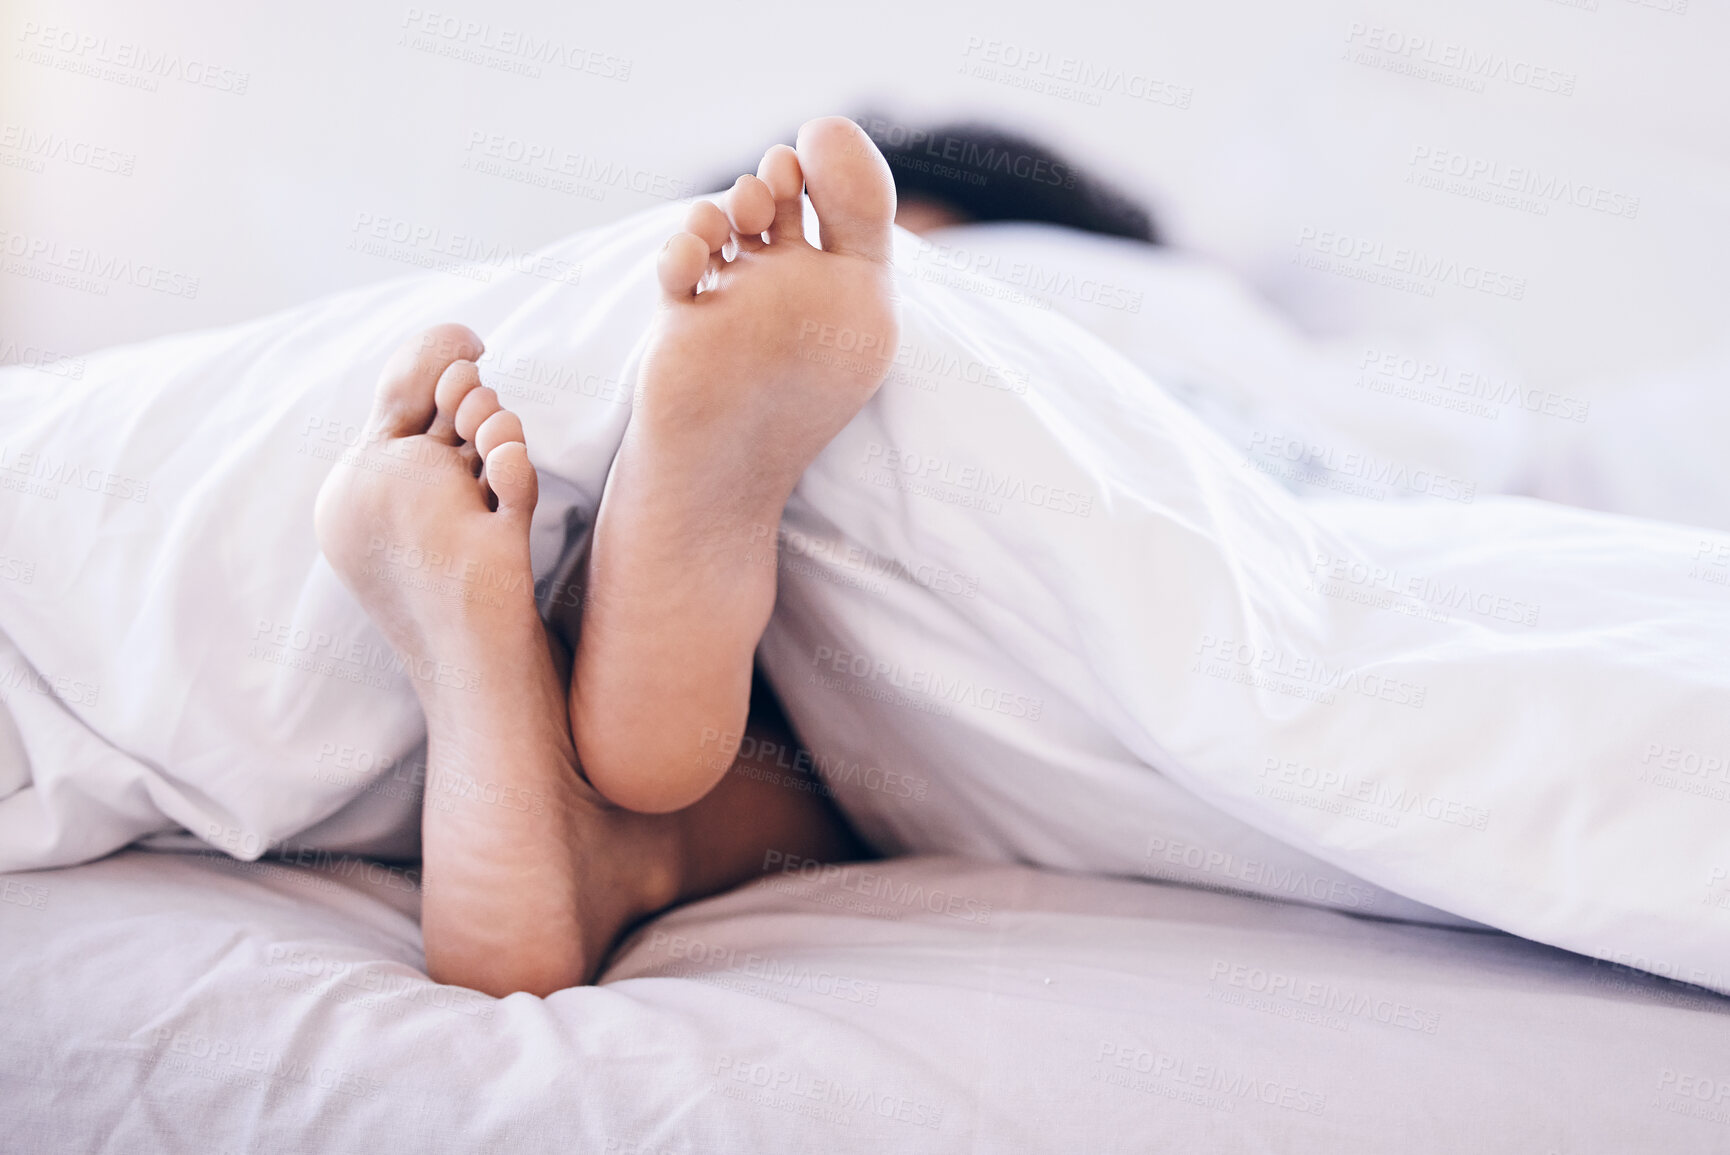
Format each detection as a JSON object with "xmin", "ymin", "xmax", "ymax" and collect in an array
[
  {"xmin": 373, "ymin": 323, "xmax": 484, "ymax": 438},
  {"xmin": 794, "ymin": 116, "xmax": 896, "ymax": 263}
]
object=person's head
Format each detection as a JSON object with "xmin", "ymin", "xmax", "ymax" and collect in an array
[
  {"xmin": 717, "ymin": 116, "xmax": 1160, "ymax": 243},
  {"xmin": 854, "ymin": 115, "xmax": 1159, "ymax": 243}
]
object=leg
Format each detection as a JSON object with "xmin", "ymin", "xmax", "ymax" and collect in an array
[
  {"xmin": 674, "ymin": 669, "xmax": 869, "ymax": 895},
  {"xmin": 315, "ymin": 326, "xmax": 860, "ymax": 996}
]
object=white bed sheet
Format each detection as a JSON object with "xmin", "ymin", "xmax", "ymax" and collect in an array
[{"xmin": 4, "ymin": 849, "xmax": 1729, "ymax": 1153}]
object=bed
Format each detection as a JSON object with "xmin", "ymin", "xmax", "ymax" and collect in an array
[
  {"xmin": 8, "ymin": 3, "xmax": 1730, "ymax": 1151},
  {"xmin": 5, "ymin": 848, "xmax": 1730, "ymax": 1152}
]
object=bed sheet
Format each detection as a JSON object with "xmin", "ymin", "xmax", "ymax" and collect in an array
[{"xmin": 4, "ymin": 849, "xmax": 1728, "ymax": 1154}]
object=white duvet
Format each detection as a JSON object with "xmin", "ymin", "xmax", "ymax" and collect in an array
[{"xmin": 2, "ymin": 203, "xmax": 1727, "ymax": 991}]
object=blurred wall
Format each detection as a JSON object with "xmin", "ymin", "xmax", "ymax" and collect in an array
[{"xmin": 2, "ymin": 0, "xmax": 1725, "ymax": 395}]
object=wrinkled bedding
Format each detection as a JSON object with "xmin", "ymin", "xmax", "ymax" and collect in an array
[
  {"xmin": 2, "ymin": 204, "xmax": 1727, "ymax": 993},
  {"xmin": 5, "ymin": 849, "xmax": 1730, "ymax": 1154}
]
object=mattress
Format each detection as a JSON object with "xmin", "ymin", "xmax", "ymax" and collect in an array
[{"xmin": 5, "ymin": 849, "xmax": 1728, "ymax": 1153}]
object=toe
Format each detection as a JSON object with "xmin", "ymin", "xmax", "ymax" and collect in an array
[
  {"xmin": 683, "ymin": 200, "xmax": 732, "ymax": 253},
  {"xmin": 725, "ymin": 173, "xmax": 777, "ymax": 242},
  {"xmin": 484, "ymin": 441, "xmax": 538, "ymax": 519},
  {"xmin": 473, "ymin": 408, "xmax": 524, "ymax": 461},
  {"xmin": 756, "ymin": 146, "xmax": 806, "ymax": 244},
  {"xmin": 454, "ymin": 385, "xmax": 502, "ymax": 444},
  {"xmin": 657, "ymin": 232, "xmax": 711, "ymax": 299},
  {"xmin": 794, "ymin": 117, "xmax": 896, "ymax": 262},
  {"xmin": 429, "ymin": 360, "xmax": 483, "ymax": 443},
  {"xmin": 372, "ymin": 323, "xmax": 484, "ymax": 438}
]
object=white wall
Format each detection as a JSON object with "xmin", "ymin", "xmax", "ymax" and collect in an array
[{"xmin": 3, "ymin": 0, "xmax": 1725, "ymax": 394}]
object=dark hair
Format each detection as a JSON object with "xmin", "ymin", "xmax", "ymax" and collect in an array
[
  {"xmin": 714, "ymin": 115, "xmax": 1160, "ymax": 244},
  {"xmin": 853, "ymin": 114, "xmax": 1159, "ymax": 244}
]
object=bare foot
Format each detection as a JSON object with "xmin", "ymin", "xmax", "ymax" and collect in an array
[
  {"xmin": 574, "ymin": 116, "xmax": 902, "ymax": 814},
  {"xmin": 635, "ymin": 116, "xmax": 901, "ymax": 504},
  {"xmin": 313, "ymin": 322, "xmax": 541, "ymax": 655},
  {"xmin": 314, "ymin": 325, "xmax": 683, "ymax": 994}
]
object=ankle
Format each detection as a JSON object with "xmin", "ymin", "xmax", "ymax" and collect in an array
[{"xmin": 596, "ymin": 804, "xmax": 689, "ymax": 929}]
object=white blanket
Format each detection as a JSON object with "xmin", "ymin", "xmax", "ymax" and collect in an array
[{"xmin": 3, "ymin": 203, "xmax": 1727, "ymax": 990}]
